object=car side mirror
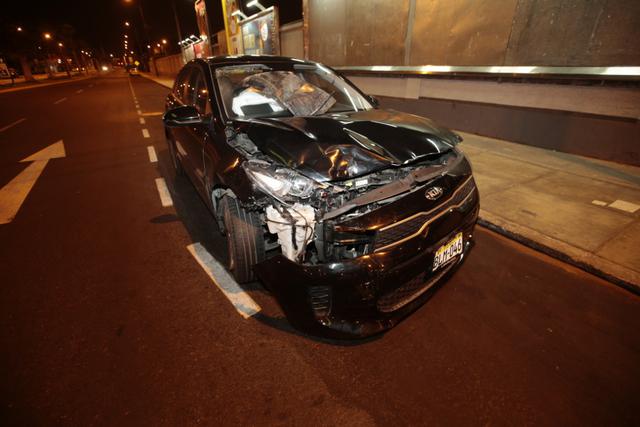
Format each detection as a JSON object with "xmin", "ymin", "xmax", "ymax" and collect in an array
[
  {"xmin": 366, "ymin": 95, "xmax": 380, "ymax": 108},
  {"xmin": 163, "ymin": 105, "xmax": 203, "ymax": 127}
]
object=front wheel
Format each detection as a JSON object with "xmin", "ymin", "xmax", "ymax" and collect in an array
[{"xmin": 220, "ymin": 196, "xmax": 265, "ymax": 283}]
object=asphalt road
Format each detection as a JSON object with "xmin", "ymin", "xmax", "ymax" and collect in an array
[{"xmin": 1, "ymin": 72, "xmax": 639, "ymax": 426}]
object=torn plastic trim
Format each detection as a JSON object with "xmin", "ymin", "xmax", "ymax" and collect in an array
[{"xmin": 266, "ymin": 203, "xmax": 317, "ymax": 262}]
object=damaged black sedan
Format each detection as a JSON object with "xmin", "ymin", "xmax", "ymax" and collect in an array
[{"xmin": 163, "ymin": 56, "xmax": 479, "ymax": 339}]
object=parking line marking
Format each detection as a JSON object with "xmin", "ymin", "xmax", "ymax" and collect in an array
[
  {"xmin": 147, "ymin": 145, "xmax": 157, "ymax": 163},
  {"xmin": 142, "ymin": 128, "xmax": 150, "ymax": 138},
  {"xmin": 0, "ymin": 118, "xmax": 26, "ymax": 133},
  {"xmin": 76, "ymin": 89, "xmax": 83, "ymax": 94},
  {"xmin": 609, "ymin": 199, "xmax": 640, "ymax": 213},
  {"xmin": 53, "ymin": 97, "xmax": 67, "ymax": 104},
  {"xmin": 139, "ymin": 117, "xmax": 146, "ymax": 125},
  {"xmin": 155, "ymin": 178, "xmax": 173, "ymax": 207},
  {"xmin": 142, "ymin": 112, "xmax": 163, "ymax": 117},
  {"xmin": 591, "ymin": 200, "xmax": 608, "ymax": 207},
  {"xmin": 187, "ymin": 243, "xmax": 261, "ymax": 319}
]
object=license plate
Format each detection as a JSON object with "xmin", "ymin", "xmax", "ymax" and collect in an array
[{"xmin": 432, "ymin": 233, "xmax": 463, "ymax": 271}]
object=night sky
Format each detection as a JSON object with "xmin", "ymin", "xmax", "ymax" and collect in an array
[
  {"xmin": 2, "ymin": 0, "xmax": 301, "ymax": 58},
  {"xmin": 2, "ymin": 0, "xmax": 216, "ymax": 57}
]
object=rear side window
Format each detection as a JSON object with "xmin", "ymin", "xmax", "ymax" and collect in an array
[
  {"xmin": 192, "ymin": 69, "xmax": 210, "ymax": 114},
  {"xmin": 174, "ymin": 67, "xmax": 193, "ymax": 104}
]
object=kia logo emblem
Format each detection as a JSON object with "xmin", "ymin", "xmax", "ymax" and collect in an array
[{"xmin": 425, "ymin": 186, "xmax": 443, "ymax": 200}]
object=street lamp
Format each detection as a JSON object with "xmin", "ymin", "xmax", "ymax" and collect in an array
[
  {"xmin": 231, "ymin": 10, "xmax": 248, "ymax": 21},
  {"xmin": 17, "ymin": 26, "xmax": 23, "ymax": 32},
  {"xmin": 161, "ymin": 39, "xmax": 167, "ymax": 45},
  {"xmin": 58, "ymin": 42, "xmax": 63, "ymax": 47},
  {"xmin": 125, "ymin": 21, "xmax": 130, "ymax": 27},
  {"xmin": 43, "ymin": 33, "xmax": 52, "ymax": 40},
  {"xmin": 246, "ymin": 0, "xmax": 266, "ymax": 11}
]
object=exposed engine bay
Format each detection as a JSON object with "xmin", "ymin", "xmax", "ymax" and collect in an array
[{"xmin": 226, "ymin": 128, "xmax": 470, "ymax": 265}]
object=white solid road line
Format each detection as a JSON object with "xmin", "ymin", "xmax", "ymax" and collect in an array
[
  {"xmin": 155, "ymin": 178, "xmax": 173, "ymax": 207},
  {"xmin": 147, "ymin": 145, "xmax": 157, "ymax": 163},
  {"xmin": 142, "ymin": 128, "xmax": 150, "ymax": 138},
  {"xmin": 76, "ymin": 89, "xmax": 83, "ymax": 94},
  {"xmin": 53, "ymin": 97, "xmax": 67, "ymax": 104},
  {"xmin": 187, "ymin": 243, "xmax": 261, "ymax": 319},
  {"xmin": 0, "ymin": 141, "xmax": 66, "ymax": 224},
  {"xmin": 0, "ymin": 118, "xmax": 26, "ymax": 133},
  {"xmin": 139, "ymin": 117, "xmax": 146, "ymax": 125}
]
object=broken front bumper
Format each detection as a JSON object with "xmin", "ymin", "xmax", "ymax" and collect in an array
[{"xmin": 255, "ymin": 181, "xmax": 479, "ymax": 339}]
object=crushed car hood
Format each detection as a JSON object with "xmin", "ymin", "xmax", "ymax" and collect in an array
[{"xmin": 237, "ymin": 108, "xmax": 460, "ymax": 182}]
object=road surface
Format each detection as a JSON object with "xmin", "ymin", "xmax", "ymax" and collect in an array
[{"xmin": 1, "ymin": 72, "xmax": 639, "ymax": 426}]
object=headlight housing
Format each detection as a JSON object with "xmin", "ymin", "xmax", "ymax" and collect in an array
[{"xmin": 243, "ymin": 160, "xmax": 323, "ymax": 200}]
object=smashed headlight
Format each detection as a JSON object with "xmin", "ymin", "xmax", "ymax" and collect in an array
[{"xmin": 243, "ymin": 160, "xmax": 324, "ymax": 200}]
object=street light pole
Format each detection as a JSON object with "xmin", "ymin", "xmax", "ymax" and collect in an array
[{"xmin": 171, "ymin": 0, "xmax": 183, "ymax": 46}]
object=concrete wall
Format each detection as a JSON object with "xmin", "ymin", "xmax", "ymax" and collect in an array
[
  {"xmin": 280, "ymin": 20, "xmax": 304, "ymax": 59},
  {"xmin": 307, "ymin": 0, "xmax": 640, "ymax": 66},
  {"xmin": 153, "ymin": 54, "xmax": 185, "ymax": 78}
]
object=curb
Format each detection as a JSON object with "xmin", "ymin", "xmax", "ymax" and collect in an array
[
  {"xmin": 478, "ymin": 211, "xmax": 640, "ymax": 296},
  {"xmin": 138, "ymin": 72, "xmax": 173, "ymax": 89}
]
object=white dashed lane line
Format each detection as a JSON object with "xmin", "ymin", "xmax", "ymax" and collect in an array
[
  {"xmin": 609, "ymin": 200, "xmax": 640, "ymax": 213},
  {"xmin": 155, "ymin": 178, "xmax": 173, "ymax": 207},
  {"xmin": 147, "ymin": 146, "xmax": 157, "ymax": 163},
  {"xmin": 187, "ymin": 243, "xmax": 261, "ymax": 319},
  {"xmin": 53, "ymin": 97, "xmax": 67, "ymax": 104},
  {"xmin": 137, "ymin": 109, "xmax": 142, "ymax": 115},
  {"xmin": 139, "ymin": 117, "xmax": 146, "ymax": 125},
  {"xmin": 0, "ymin": 118, "xmax": 26, "ymax": 133},
  {"xmin": 142, "ymin": 128, "xmax": 150, "ymax": 138},
  {"xmin": 76, "ymin": 89, "xmax": 83, "ymax": 94}
]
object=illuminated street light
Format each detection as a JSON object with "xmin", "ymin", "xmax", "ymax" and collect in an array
[
  {"xmin": 247, "ymin": 0, "xmax": 266, "ymax": 11},
  {"xmin": 231, "ymin": 10, "xmax": 248, "ymax": 21},
  {"xmin": 58, "ymin": 42, "xmax": 63, "ymax": 47},
  {"xmin": 124, "ymin": 35, "xmax": 128, "ymax": 38},
  {"xmin": 43, "ymin": 33, "xmax": 52, "ymax": 40},
  {"xmin": 156, "ymin": 43, "xmax": 161, "ymax": 47},
  {"xmin": 161, "ymin": 39, "xmax": 167, "ymax": 45},
  {"xmin": 124, "ymin": 21, "xmax": 130, "ymax": 27},
  {"xmin": 17, "ymin": 26, "xmax": 23, "ymax": 32},
  {"xmin": 146, "ymin": 44, "xmax": 151, "ymax": 49}
]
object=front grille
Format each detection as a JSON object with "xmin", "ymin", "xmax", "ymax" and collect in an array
[
  {"xmin": 377, "ymin": 263, "xmax": 455, "ymax": 313},
  {"xmin": 373, "ymin": 176, "xmax": 476, "ymax": 251},
  {"xmin": 375, "ymin": 215, "xmax": 429, "ymax": 248}
]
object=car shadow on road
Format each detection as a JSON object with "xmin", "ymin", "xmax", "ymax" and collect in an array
[{"xmin": 153, "ymin": 146, "xmax": 382, "ymax": 346}]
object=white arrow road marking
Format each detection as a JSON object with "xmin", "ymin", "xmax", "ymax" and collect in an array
[
  {"xmin": 0, "ymin": 140, "xmax": 66, "ymax": 224},
  {"xmin": 187, "ymin": 243, "xmax": 261, "ymax": 319}
]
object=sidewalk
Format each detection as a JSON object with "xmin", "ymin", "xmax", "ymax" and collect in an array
[
  {"xmin": 139, "ymin": 72, "xmax": 174, "ymax": 89},
  {"xmin": 0, "ymin": 71, "xmax": 95, "ymax": 94},
  {"xmin": 459, "ymin": 132, "xmax": 640, "ymax": 291},
  {"xmin": 140, "ymin": 72, "xmax": 640, "ymax": 291}
]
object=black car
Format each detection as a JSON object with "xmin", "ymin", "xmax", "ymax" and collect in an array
[{"xmin": 163, "ymin": 56, "xmax": 479, "ymax": 339}]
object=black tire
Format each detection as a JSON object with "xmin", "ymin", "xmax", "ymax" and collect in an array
[
  {"xmin": 166, "ymin": 133, "xmax": 184, "ymax": 177},
  {"xmin": 220, "ymin": 196, "xmax": 265, "ymax": 283}
]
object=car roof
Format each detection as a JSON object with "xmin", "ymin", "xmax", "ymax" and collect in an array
[{"xmin": 192, "ymin": 55, "xmax": 318, "ymax": 68}]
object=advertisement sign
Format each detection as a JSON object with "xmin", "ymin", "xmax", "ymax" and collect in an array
[
  {"xmin": 194, "ymin": 0, "xmax": 212, "ymax": 57},
  {"xmin": 221, "ymin": 0, "xmax": 243, "ymax": 55},
  {"xmin": 240, "ymin": 7, "xmax": 280, "ymax": 55}
]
